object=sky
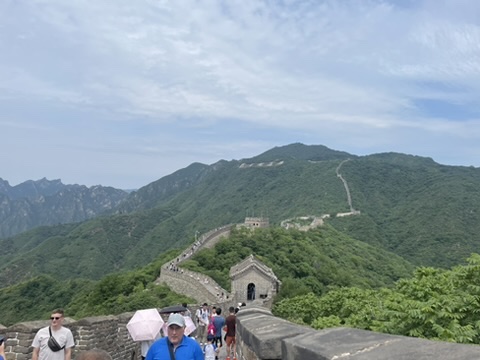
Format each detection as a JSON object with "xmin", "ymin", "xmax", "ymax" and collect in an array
[{"xmin": 1, "ymin": 0, "xmax": 480, "ymax": 190}]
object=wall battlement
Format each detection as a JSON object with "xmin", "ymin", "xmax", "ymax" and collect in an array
[{"xmin": 3, "ymin": 306, "xmax": 480, "ymax": 360}]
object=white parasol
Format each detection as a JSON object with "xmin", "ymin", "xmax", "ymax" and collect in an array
[
  {"xmin": 127, "ymin": 308, "xmax": 164, "ymax": 341},
  {"xmin": 184, "ymin": 316, "xmax": 196, "ymax": 336}
]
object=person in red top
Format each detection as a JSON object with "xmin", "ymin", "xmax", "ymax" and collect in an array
[{"xmin": 224, "ymin": 307, "xmax": 236, "ymax": 360}]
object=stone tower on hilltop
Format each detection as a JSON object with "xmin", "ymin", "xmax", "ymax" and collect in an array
[{"xmin": 229, "ymin": 254, "xmax": 281, "ymax": 306}]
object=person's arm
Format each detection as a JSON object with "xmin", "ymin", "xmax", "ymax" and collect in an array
[
  {"xmin": 64, "ymin": 347, "xmax": 72, "ymax": 360},
  {"xmin": 32, "ymin": 347, "xmax": 40, "ymax": 360}
]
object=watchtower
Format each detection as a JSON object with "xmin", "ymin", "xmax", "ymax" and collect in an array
[{"xmin": 229, "ymin": 254, "xmax": 280, "ymax": 305}]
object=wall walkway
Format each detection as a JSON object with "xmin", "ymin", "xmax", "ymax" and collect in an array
[{"xmin": 157, "ymin": 225, "xmax": 234, "ymax": 304}]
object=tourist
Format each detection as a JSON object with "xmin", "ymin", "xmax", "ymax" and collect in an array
[
  {"xmin": 224, "ymin": 307, "xmax": 237, "ymax": 360},
  {"xmin": 202, "ymin": 335, "xmax": 218, "ymax": 360},
  {"xmin": 31, "ymin": 308, "xmax": 75, "ymax": 360},
  {"xmin": 195, "ymin": 303, "xmax": 210, "ymax": 345},
  {"xmin": 146, "ymin": 313, "xmax": 203, "ymax": 360},
  {"xmin": 212, "ymin": 308, "xmax": 225, "ymax": 349}
]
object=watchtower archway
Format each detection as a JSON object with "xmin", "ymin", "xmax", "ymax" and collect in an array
[{"xmin": 247, "ymin": 282, "xmax": 256, "ymax": 300}]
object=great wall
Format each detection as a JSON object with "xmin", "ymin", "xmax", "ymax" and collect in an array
[{"xmin": 2, "ymin": 160, "xmax": 480, "ymax": 358}]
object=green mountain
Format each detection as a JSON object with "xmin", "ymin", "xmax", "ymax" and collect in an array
[
  {"xmin": 1, "ymin": 143, "xmax": 479, "ymax": 288},
  {"xmin": 328, "ymin": 153, "xmax": 480, "ymax": 268},
  {"xmin": 0, "ymin": 178, "xmax": 128, "ymax": 238}
]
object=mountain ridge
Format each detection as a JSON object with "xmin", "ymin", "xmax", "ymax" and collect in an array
[
  {"xmin": 1, "ymin": 143, "xmax": 479, "ymax": 288},
  {"xmin": 0, "ymin": 178, "xmax": 128, "ymax": 238}
]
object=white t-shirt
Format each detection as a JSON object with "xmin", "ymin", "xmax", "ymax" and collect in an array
[
  {"xmin": 140, "ymin": 340, "xmax": 153, "ymax": 357},
  {"xmin": 196, "ymin": 308, "xmax": 209, "ymax": 326},
  {"xmin": 32, "ymin": 326, "xmax": 75, "ymax": 360},
  {"xmin": 203, "ymin": 343, "xmax": 217, "ymax": 360},
  {"xmin": 140, "ymin": 331, "xmax": 162, "ymax": 357}
]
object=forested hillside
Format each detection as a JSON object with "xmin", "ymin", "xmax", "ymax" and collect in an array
[
  {"xmin": 1, "ymin": 143, "xmax": 479, "ymax": 289},
  {"xmin": 328, "ymin": 154, "xmax": 480, "ymax": 268},
  {"xmin": 181, "ymin": 226, "xmax": 414, "ymax": 296},
  {"xmin": 0, "ymin": 226, "xmax": 413, "ymax": 326}
]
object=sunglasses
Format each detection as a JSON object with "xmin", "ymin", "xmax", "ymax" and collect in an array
[{"xmin": 50, "ymin": 317, "xmax": 61, "ymax": 320}]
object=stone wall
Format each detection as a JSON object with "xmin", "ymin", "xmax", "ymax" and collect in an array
[
  {"xmin": 157, "ymin": 225, "xmax": 233, "ymax": 304},
  {"xmin": 235, "ymin": 306, "xmax": 480, "ymax": 360},
  {"xmin": 4, "ymin": 306, "xmax": 480, "ymax": 360},
  {"xmin": 158, "ymin": 267, "xmax": 221, "ymax": 304},
  {"xmin": 1, "ymin": 314, "xmax": 137, "ymax": 360}
]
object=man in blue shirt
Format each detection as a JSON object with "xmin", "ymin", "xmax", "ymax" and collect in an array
[
  {"xmin": 146, "ymin": 313, "xmax": 203, "ymax": 360},
  {"xmin": 212, "ymin": 308, "xmax": 225, "ymax": 349}
]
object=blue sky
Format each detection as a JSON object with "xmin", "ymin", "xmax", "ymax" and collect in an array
[{"xmin": 1, "ymin": 0, "xmax": 480, "ymax": 189}]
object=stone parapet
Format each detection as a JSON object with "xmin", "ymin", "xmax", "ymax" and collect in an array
[
  {"xmin": 1, "ymin": 314, "xmax": 136, "ymax": 360},
  {"xmin": 236, "ymin": 306, "xmax": 480, "ymax": 360},
  {"xmin": 3, "ymin": 306, "xmax": 479, "ymax": 360}
]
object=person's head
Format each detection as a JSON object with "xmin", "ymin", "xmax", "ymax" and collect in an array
[
  {"xmin": 216, "ymin": 307, "xmax": 221, "ymax": 315},
  {"xmin": 229, "ymin": 306, "xmax": 235, "ymax": 314},
  {"xmin": 182, "ymin": 302, "xmax": 188, "ymax": 308},
  {"xmin": 76, "ymin": 349, "xmax": 112, "ymax": 360},
  {"xmin": 202, "ymin": 302, "xmax": 208, "ymax": 309},
  {"xmin": 206, "ymin": 334, "xmax": 214, "ymax": 344},
  {"xmin": 166, "ymin": 313, "xmax": 185, "ymax": 346},
  {"xmin": 50, "ymin": 308, "xmax": 65, "ymax": 328}
]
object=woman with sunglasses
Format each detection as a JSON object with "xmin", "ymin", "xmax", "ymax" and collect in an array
[{"xmin": 32, "ymin": 309, "xmax": 75, "ymax": 360}]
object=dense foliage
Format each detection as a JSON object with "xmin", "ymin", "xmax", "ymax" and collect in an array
[
  {"xmin": 273, "ymin": 254, "xmax": 480, "ymax": 344},
  {"xmin": 330, "ymin": 156, "xmax": 480, "ymax": 268},
  {"xmin": 181, "ymin": 226, "xmax": 414, "ymax": 298},
  {"xmin": 0, "ymin": 250, "xmax": 194, "ymax": 326}
]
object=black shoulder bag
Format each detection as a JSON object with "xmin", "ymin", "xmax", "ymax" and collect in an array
[{"xmin": 47, "ymin": 327, "xmax": 65, "ymax": 352}]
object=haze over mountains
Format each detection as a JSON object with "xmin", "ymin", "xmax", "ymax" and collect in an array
[
  {"xmin": 1, "ymin": 143, "xmax": 479, "ymax": 289},
  {"xmin": 0, "ymin": 178, "xmax": 128, "ymax": 238}
]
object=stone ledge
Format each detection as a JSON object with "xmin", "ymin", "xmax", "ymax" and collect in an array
[
  {"xmin": 284, "ymin": 327, "xmax": 480, "ymax": 359},
  {"xmin": 237, "ymin": 307, "xmax": 480, "ymax": 360},
  {"xmin": 75, "ymin": 315, "xmax": 118, "ymax": 326},
  {"xmin": 8, "ymin": 317, "xmax": 76, "ymax": 332},
  {"xmin": 236, "ymin": 307, "xmax": 312, "ymax": 359}
]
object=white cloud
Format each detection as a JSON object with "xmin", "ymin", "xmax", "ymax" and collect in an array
[{"xmin": 1, "ymin": 0, "xmax": 480, "ymax": 188}]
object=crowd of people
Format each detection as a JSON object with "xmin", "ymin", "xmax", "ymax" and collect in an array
[
  {"xmin": 8, "ymin": 304, "xmax": 240, "ymax": 360},
  {"xmin": 138, "ymin": 302, "xmax": 240, "ymax": 360}
]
